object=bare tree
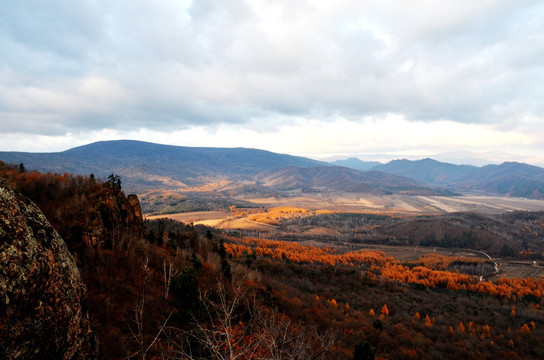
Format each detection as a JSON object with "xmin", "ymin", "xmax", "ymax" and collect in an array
[
  {"xmin": 164, "ymin": 276, "xmax": 261, "ymax": 359},
  {"xmin": 162, "ymin": 259, "xmax": 179, "ymax": 299},
  {"xmin": 125, "ymin": 256, "xmax": 173, "ymax": 360},
  {"xmin": 253, "ymin": 307, "xmax": 336, "ymax": 360},
  {"xmin": 159, "ymin": 269, "xmax": 336, "ymax": 360}
]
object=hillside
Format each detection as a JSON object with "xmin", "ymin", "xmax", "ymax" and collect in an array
[
  {"xmin": 462, "ymin": 162, "xmax": 544, "ymax": 198},
  {"xmin": 256, "ymin": 166, "xmax": 455, "ymax": 195},
  {"xmin": 371, "ymin": 158, "xmax": 476, "ymax": 185}
]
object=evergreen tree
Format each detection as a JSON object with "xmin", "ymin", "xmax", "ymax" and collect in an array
[
  {"xmin": 107, "ymin": 173, "xmax": 122, "ymax": 190},
  {"xmin": 171, "ymin": 268, "xmax": 203, "ymax": 323},
  {"xmin": 353, "ymin": 341, "xmax": 375, "ymax": 360}
]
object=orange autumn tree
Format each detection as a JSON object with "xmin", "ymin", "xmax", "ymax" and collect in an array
[
  {"xmin": 222, "ymin": 233, "xmax": 544, "ymax": 302},
  {"xmin": 519, "ymin": 324, "xmax": 531, "ymax": 336},
  {"xmin": 416, "ymin": 253, "xmax": 490, "ymax": 270},
  {"xmin": 424, "ymin": 315, "xmax": 432, "ymax": 327},
  {"xmin": 458, "ymin": 322, "xmax": 466, "ymax": 334}
]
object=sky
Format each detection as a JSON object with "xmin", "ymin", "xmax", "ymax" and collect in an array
[{"xmin": 1, "ymin": 0, "xmax": 543, "ymax": 165}]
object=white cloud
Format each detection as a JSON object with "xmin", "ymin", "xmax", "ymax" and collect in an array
[{"xmin": 0, "ymin": 0, "xmax": 543, "ymax": 160}]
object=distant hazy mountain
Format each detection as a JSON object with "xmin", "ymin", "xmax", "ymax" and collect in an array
[
  {"xmin": 371, "ymin": 159, "xmax": 544, "ymax": 199},
  {"xmin": 331, "ymin": 157, "xmax": 382, "ymax": 171},
  {"xmin": 430, "ymin": 151, "xmax": 544, "ymax": 167},
  {"xmin": 256, "ymin": 166, "xmax": 455, "ymax": 195},
  {"xmin": 461, "ymin": 162, "xmax": 544, "ymax": 198},
  {"xmin": 371, "ymin": 158, "xmax": 477, "ymax": 185},
  {"xmin": 0, "ymin": 140, "xmax": 325, "ymax": 190}
]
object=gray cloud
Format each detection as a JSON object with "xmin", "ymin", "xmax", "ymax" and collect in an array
[{"xmin": 0, "ymin": 0, "xmax": 543, "ymax": 137}]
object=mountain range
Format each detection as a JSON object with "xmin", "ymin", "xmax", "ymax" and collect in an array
[
  {"xmin": 1, "ymin": 140, "xmax": 543, "ymax": 199},
  {"xmin": 370, "ymin": 158, "xmax": 544, "ymax": 199}
]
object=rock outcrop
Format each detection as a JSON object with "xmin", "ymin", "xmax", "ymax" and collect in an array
[
  {"xmin": 0, "ymin": 178, "xmax": 99, "ymax": 359},
  {"xmin": 127, "ymin": 194, "xmax": 143, "ymax": 225},
  {"xmin": 80, "ymin": 189, "xmax": 144, "ymax": 251}
]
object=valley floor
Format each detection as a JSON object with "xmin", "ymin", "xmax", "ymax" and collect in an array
[
  {"xmin": 145, "ymin": 193, "xmax": 544, "ymax": 231},
  {"xmin": 146, "ymin": 191, "xmax": 544, "ymax": 281},
  {"xmin": 145, "ymin": 192, "xmax": 544, "ymax": 220},
  {"xmin": 235, "ymin": 192, "xmax": 544, "ymax": 214}
]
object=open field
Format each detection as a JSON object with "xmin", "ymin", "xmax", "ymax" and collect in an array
[
  {"xmin": 145, "ymin": 192, "xmax": 544, "ymax": 231},
  {"xmin": 146, "ymin": 210, "xmax": 229, "ymax": 224},
  {"xmin": 220, "ymin": 218, "xmax": 277, "ymax": 231},
  {"xmin": 146, "ymin": 210, "xmax": 279, "ymax": 230},
  {"xmin": 494, "ymin": 260, "xmax": 544, "ymax": 279},
  {"xmin": 140, "ymin": 186, "xmax": 544, "ymax": 216},
  {"xmin": 347, "ymin": 244, "xmax": 488, "ymax": 262},
  {"xmin": 235, "ymin": 192, "xmax": 544, "ymax": 215}
]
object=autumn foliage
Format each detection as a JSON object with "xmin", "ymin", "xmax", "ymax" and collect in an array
[
  {"xmin": 223, "ymin": 235, "xmax": 544, "ymax": 301},
  {"xmin": 415, "ymin": 253, "xmax": 490, "ymax": 270}
]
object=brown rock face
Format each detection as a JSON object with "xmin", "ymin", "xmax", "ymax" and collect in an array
[
  {"xmin": 127, "ymin": 193, "xmax": 144, "ymax": 225},
  {"xmin": 80, "ymin": 190, "xmax": 145, "ymax": 251},
  {"xmin": 0, "ymin": 178, "xmax": 99, "ymax": 359}
]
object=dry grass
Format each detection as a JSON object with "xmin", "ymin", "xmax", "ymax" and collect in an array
[
  {"xmin": 236, "ymin": 193, "xmax": 544, "ymax": 215},
  {"xmin": 145, "ymin": 210, "xmax": 229, "ymax": 223}
]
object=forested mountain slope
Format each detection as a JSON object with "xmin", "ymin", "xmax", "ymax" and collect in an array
[{"xmin": 257, "ymin": 165, "xmax": 455, "ymax": 195}]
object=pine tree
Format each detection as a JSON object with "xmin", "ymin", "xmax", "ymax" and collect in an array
[{"xmin": 353, "ymin": 341, "xmax": 375, "ymax": 360}]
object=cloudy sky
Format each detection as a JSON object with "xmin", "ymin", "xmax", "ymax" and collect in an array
[{"xmin": 1, "ymin": 0, "xmax": 543, "ymax": 164}]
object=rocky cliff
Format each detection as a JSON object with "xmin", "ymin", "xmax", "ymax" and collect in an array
[
  {"xmin": 0, "ymin": 178, "xmax": 99, "ymax": 359},
  {"xmin": 81, "ymin": 187, "xmax": 145, "ymax": 251}
]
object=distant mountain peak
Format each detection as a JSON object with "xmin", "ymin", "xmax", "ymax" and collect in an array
[{"xmin": 331, "ymin": 157, "xmax": 382, "ymax": 172}]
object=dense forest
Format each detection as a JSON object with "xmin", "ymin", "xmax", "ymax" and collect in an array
[
  {"xmin": 1, "ymin": 161, "xmax": 544, "ymax": 359},
  {"xmin": 251, "ymin": 208, "xmax": 544, "ymax": 259}
]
